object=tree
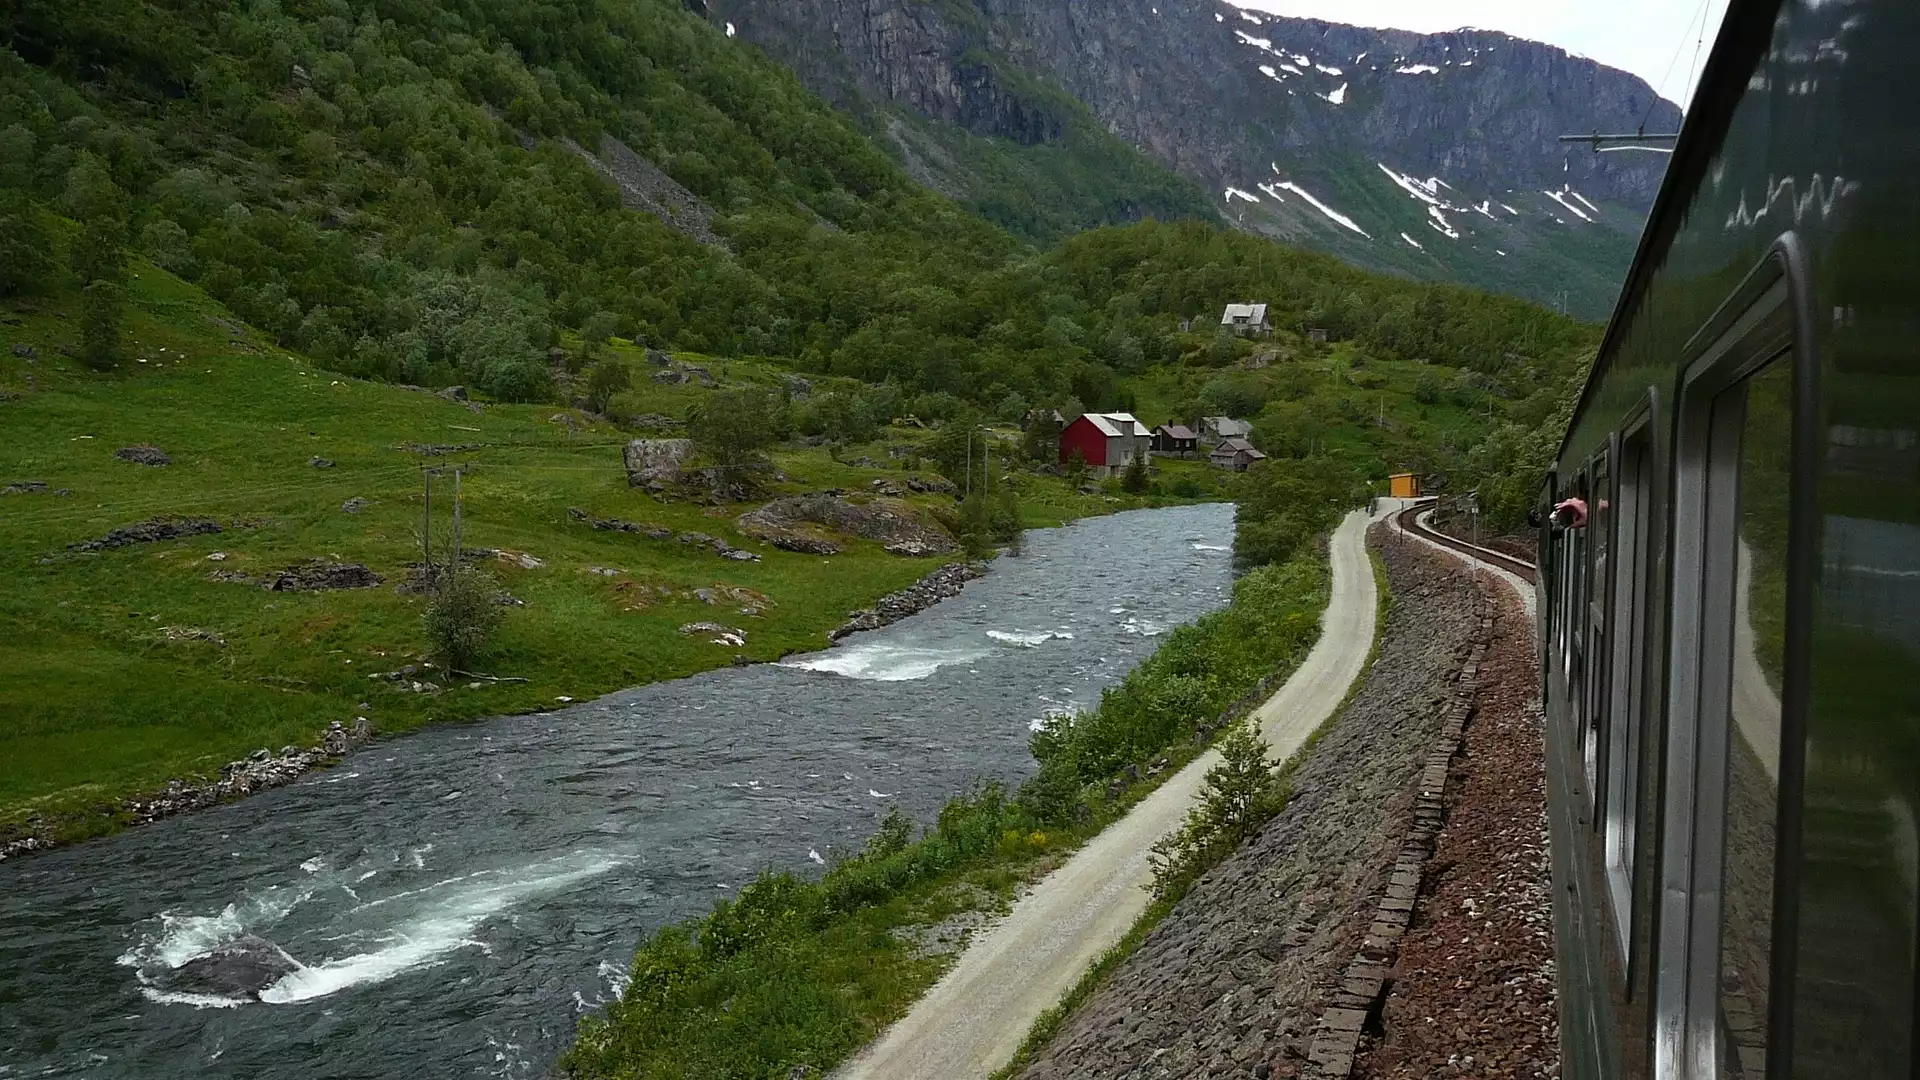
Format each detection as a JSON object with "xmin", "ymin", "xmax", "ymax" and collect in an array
[
  {"xmin": 423, "ymin": 564, "xmax": 505, "ymax": 673},
  {"xmin": 79, "ymin": 280, "xmax": 126, "ymax": 371},
  {"xmin": 1149, "ymin": 720, "xmax": 1288, "ymax": 898},
  {"xmin": 0, "ymin": 193, "xmax": 51, "ymax": 297},
  {"xmin": 579, "ymin": 310, "xmax": 620, "ymax": 364},
  {"xmin": 1121, "ymin": 448, "xmax": 1149, "ymax": 494},
  {"xmin": 686, "ymin": 386, "xmax": 781, "ymax": 494},
  {"xmin": 1232, "ymin": 454, "xmax": 1364, "ymax": 570},
  {"xmin": 585, "ymin": 358, "xmax": 631, "ymax": 415}
]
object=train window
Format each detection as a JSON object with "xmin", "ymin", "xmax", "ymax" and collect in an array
[
  {"xmin": 1603, "ymin": 428, "xmax": 1652, "ymax": 963},
  {"xmin": 1655, "ymin": 282, "xmax": 1796, "ymax": 1080},
  {"xmin": 1585, "ymin": 453, "xmax": 1612, "ymax": 823}
]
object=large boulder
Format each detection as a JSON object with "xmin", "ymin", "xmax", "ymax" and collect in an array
[
  {"xmin": 165, "ymin": 935, "xmax": 301, "ymax": 1000},
  {"xmin": 623, "ymin": 438, "xmax": 697, "ymax": 492},
  {"xmin": 738, "ymin": 495, "xmax": 957, "ymax": 557}
]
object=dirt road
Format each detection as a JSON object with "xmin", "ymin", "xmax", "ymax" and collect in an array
[{"xmin": 835, "ymin": 506, "xmax": 1386, "ymax": 1080}]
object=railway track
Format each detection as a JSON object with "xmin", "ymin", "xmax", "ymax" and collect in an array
[{"xmin": 1393, "ymin": 502, "xmax": 1539, "ymax": 585}]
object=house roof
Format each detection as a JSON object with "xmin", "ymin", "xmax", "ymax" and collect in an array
[
  {"xmin": 1220, "ymin": 303, "xmax": 1268, "ymax": 325},
  {"xmin": 1212, "ymin": 438, "xmax": 1265, "ymax": 459},
  {"xmin": 1203, "ymin": 416, "xmax": 1252, "ymax": 437},
  {"xmin": 1082, "ymin": 412, "xmax": 1151, "ymax": 438},
  {"xmin": 1157, "ymin": 424, "xmax": 1197, "ymax": 440}
]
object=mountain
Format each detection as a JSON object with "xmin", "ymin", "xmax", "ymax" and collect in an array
[{"xmin": 699, "ymin": 0, "xmax": 1683, "ymax": 319}]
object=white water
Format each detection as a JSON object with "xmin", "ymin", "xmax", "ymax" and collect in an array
[
  {"xmin": 782, "ymin": 641, "xmax": 990, "ymax": 681},
  {"xmin": 118, "ymin": 852, "xmax": 626, "ymax": 1008},
  {"xmin": 261, "ymin": 852, "xmax": 623, "ymax": 1003},
  {"xmin": 986, "ymin": 629, "xmax": 1071, "ymax": 647}
]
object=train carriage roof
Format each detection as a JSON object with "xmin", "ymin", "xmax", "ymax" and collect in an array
[{"xmin": 1564, "ymin": 0, "xmax": 1787, "ymax": 455}]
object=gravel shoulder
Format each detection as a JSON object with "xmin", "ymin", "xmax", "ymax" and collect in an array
[
  {"xmin": 1352, "ymin": 569, "xmax": 1557, "ymax": 1080},
  {"xmin": 1012, "ymin": 524, "xmax": 1482, "ymax": 1080},
  {"xmin": 834, "ymin": 507, "xmax": 1386, "ymax": 1080}
]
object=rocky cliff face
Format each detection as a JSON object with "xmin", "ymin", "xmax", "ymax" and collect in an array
[{"xmin": 704, "ymin": 0, "xmax": 1682, "ymax": 318}]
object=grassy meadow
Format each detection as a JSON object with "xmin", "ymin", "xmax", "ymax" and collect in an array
[{"xmin": 0, "ymin": 263, "xmax": 1178, "ymax": 845}]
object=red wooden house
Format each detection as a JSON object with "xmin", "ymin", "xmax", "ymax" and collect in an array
[{"xmin": 1059, "ymin": 412, "xmax": 1151, "ymax": 477}]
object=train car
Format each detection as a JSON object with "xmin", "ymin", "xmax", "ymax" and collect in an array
[{"xmin": 1536, "ymin": 1, "xmax": 1920, "ymax": 1078}]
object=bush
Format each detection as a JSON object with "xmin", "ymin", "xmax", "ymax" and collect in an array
[
  {"xmin": 1120, "ymin": 450, "xmax": 1149, "ymax": 494},
  {"xmin": 1149, "ymin": 721, "xmax": 1288, "ymax": 898},
  {"xmin": 423, "ymin": 564, "xmax": 505, "ymax": 673},
  {"xmin": 79, "ymin": 280, "xmax": 126, "ymax": 371}
]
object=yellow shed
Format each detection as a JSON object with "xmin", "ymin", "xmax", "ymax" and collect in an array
[{"xmin": 1388, "ymin": 473, "xmax": 1421, "ymax": 499}]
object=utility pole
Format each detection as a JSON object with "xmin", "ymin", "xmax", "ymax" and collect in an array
[
  {"xmin": 452, "ymin": 465, "xmax": 464, "ymax": 570},
  {"xmin": 422, "ymin": 468, "xmax": 434, "ymax": 572},
  {"xmin": 965, "ymin": 431, "xmax": 973, "ymax": 497}
]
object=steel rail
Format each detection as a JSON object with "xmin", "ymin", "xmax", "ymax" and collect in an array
[{"xmin": 1394, "ymin": 503, "xmax": 1540, "ymax": 584}]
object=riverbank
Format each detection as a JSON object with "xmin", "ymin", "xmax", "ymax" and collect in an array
[{"xmin": 562, "ymin": 539, "xmax": 1334, "ymax": 1080}]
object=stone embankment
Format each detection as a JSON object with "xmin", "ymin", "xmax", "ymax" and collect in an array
[
  {"xmin": 0, "ymin": 718, "xmax": 375, "ymax": 863},
  {"xmin": 831, "ymin": 560, "xmax": 987, "ymax": 639},
  {"xmin": 1016, "ymin": 528, "xmax": 1482, "ymax": 1079}
]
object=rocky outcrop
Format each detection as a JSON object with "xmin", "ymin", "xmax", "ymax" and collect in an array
[
  {"xmin": 831, "ymin": 559, "xmax": 986, "ymax": 639},
  {"xmin": 68, "ymin": 515, "xmax": 228, "ymax": 552},
  {"xmin": 566, "ymin": 507, "xmax": 761, "ymax": 561},
  {"xmin": 1015, "ymin": 534, "xmax": 1479, "ymax": 1079},
  {"xmin": 623, "ymin": 438, "xmax": 698, "ymax": 493},
  {"xmin": 738, "ymin": 494, "xmax": 957, "ymax": 557},
  {"xmin": 114, "ymin": 444, "xmax": 171, "ymax": 466}
]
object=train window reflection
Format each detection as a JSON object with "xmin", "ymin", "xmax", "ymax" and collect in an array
[
  {"xmin": 1587, "ymin": 454, "xmax": 1612, "ymax": 822},
  {"xmin": 1603, "ymin": 431, "xmax": 1651, "ymax": 962},
  {"xmin": 1715, "ymin": 359, "xmax": 1791, "ymax": 1079}
]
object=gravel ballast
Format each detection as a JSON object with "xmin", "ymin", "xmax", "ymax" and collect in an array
[
  {"xmin": 1016, "ymin": 528, "xmax": 1482, "ymax": 1080},
  {"xmin": 1352, "ymin": 577, "xmax": 1557, "ymax": 1080}
]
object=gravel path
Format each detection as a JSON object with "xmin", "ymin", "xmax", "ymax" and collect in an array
[
  {"xmin": 835, "ymin": 507, "xmax": 1387, "ymax": 1080},
  {"xmin": 1352, "ymin": 549, "xmax": 1558, "ymax": 1080},
  {"xmin": 1013, "ymin": 527, "xmax": 1481, "ymax": 1080}
]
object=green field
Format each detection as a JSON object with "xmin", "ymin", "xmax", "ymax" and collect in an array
[{"xmin": 0, "ymin": 264, "xmax": 1165, "ymax": 845}]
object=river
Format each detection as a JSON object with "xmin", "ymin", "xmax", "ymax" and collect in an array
[{"xmin": 0, "ymin": 504, "xmax": 1236, "ymax": 1079}]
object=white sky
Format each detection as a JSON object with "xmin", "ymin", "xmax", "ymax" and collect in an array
[{"xmin": 1228, "ymin": 0, "xmax": 1733, "ymax": 108}]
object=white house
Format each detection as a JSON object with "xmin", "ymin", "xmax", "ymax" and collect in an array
[{"xmin": 1220, "ymin": 303, "xmax": 1272, "ymax": 337}]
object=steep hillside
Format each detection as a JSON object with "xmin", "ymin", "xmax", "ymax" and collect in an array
[{"xmin": 703, "ymin": 0, "xmax": 1681, "ymax": 318}]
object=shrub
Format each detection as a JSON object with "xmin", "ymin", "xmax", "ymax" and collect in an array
[
  {"xmin": 1148, "ymin": 720, "xmax": 1288, "ymax": 898},
  {"xmin": 79, "ymin": 280, "xmax": 126, "ymax": 371},
  {"xmin": 423, "ymin": 564, "xmax": 505, "ymax": 673},
  {"xmin": 1121, "ymin": 450, "xmax": 1148, "ymax": 494}
]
